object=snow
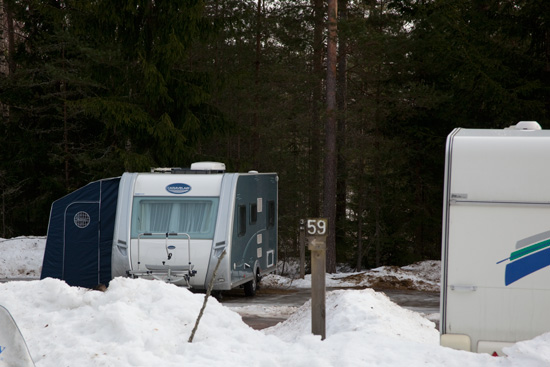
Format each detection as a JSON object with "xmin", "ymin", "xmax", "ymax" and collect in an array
[
  {"xmin": 1, "ymin": 237, "xmax": 550, "ymax": 366},
  {"xmin": 0, "ymin": 237, "xmax": 44, "ymax": 279}
]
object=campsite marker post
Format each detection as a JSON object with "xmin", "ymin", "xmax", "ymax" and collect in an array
[{"xmin": 307, "ymin": 218, "xmax": 327, "ymax": 340}]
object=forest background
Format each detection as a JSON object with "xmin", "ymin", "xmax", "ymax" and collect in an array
[{"xmin": 0, "ymin": 0, "xmax": 548, "ymax": 271}]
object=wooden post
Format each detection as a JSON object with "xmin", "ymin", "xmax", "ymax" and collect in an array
[
  {"xmin": 307, "ymin": 218, "xmax": 327, "ymax": 340},
  {"xmin": 309, "ymin": 236, "xmax": 326, "ymax": 339}
]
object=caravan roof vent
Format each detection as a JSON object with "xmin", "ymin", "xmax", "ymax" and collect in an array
[
  {"xmin": 157, "ymin": 162, "xmax": 225, "ymax": 174},
  {"xmin": 151, "ymin": 167, "xmax": 181, "ymax": 173},
  {"xmin": 190, "ymin": 162, "xmax": 226, "ymax": 171},
  {"xmin": 512, "ymin": 121, "xmax": 541, "ymax": 131}
]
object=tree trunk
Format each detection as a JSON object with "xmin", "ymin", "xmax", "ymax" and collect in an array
[
  {"xmin": 356, "ymin": 170, "xmax": 364, "ymax": 271},
  {"xmin": 373, "ymin": 62, "xmax": 383, "ymax": 267},
  {"xmin": 324, "ymin": 0, "xmax": 338, "ymax": 273},
  {"xmin": 336, "ymin": 0, "xmax": 348, "ymax": 253},
  {"xmin": 1, "ymin": 185, "xmax": 5, "ymax": 238},
  {"xmin": 62, "ymin": 42, "xmax": 70, "ymax": 189},
  {"xmin": 309, "ymin": 0, "xmax": 324, "ymax": 217},
  {"xmin": 4, "ymin": 0, "xmax": 16, "ymax": 75},
  {"xmin": 253, "ymin": 0, "xmax": 262, "ymax": 168},
  {"xmin": 2, "ymin": 0, "xmax": 16, "ymax": 120}
]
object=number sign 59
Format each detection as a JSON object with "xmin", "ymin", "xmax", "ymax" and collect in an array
[{"xmin": 307, "ymin": 218, "xmax": 328, "ymax": 236}]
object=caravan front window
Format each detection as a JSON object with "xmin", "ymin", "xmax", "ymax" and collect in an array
[{"xmin": 131, "ymin": 197, "xmax": 219, "ymax": 239}]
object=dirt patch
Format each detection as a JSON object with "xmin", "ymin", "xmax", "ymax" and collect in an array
[
  {"xmin": 240, "ymin": 316, "xmax": 286, "ymax": 330},
  {"xmin": 17, "ymin": 269, "xmax": 38, "ymax": 276},
  {"xmin": 370, "ymin": 276, "xmax": 415, "ymax": 290},
  {"xmin": 257, "ymin": 287, "xmax": 298, "ymax": 295},
  {"xmin": 337, "ymin": 273, "xmax": 371, "ymax": 285},
  {"xmin": 220, "ymin": 286, "xmax": 298, "ymax": 300}
]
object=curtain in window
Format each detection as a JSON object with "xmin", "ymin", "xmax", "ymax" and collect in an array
[
  {"xmin": 177, "ymin": 202, "xmax": 212, "ymax": 233},
  {"xmin": 137, "ymin": 200, "xmax": 214, "ymax": 235},
  {"xmin": 148, "ymin": 203, "xmax": 172, "ymax": 232}
]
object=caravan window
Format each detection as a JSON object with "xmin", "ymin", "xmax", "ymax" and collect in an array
[
  {"xmin": 250, "ymin": 203, "xmax": 257, "ymax": 224},
  {"xmin": 131, "ymin": 197, "xmax": 219, "ymax": 239},
  {"xmin": 238, "ymin": 205, "xmax": 246, "ymax": 237},
  {"xmin": 267, "ymin": 200, "xmax": 275, "ymax": 229}
]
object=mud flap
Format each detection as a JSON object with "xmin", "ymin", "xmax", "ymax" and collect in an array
[{"xmin": 0, "ymin": 305, "xmax": 35, "ymax": 367}]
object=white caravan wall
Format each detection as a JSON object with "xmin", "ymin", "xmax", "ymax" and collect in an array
[
  {"xmin": 133, "ymin": 174, "xmax": 223, "ymax": 197},
  {"xmin": 450, "ymin": 130, "xmax": 550, "ymax": 203}
]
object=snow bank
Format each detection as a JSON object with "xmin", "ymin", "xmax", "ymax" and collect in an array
[
  {"xmin": 3, "ymin": 237, "xmax": 550, "ymax": 366},
  {"xmin": 1, "ymin": 278, "xmax": 256, "ymax": 366},
  {"xmin": 2, "ymin": 277, "xmax": 547, "ymax": 366},
  {"xmin": 266, "ymin": 288, "xmax": 437, "ymax": 344},
  {"xmin": 0, "ymin": 236, "xmax": 45, "ymax": 279}
]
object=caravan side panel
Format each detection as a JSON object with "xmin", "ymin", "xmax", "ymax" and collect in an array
[
  {"xmin": 441, "ymin": 129, "xmax": 550, "ymax": 353},
  {"xmin": 444, "ymin": 203, "xmax": 550, "ymax": 351},
  {"xmin": 229, "ymin": 174, "xmax": 278, "ymax": 288}
]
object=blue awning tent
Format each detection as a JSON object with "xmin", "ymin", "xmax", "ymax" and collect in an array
[{"xmin": 41, "ymin": 177, "xmax": 120, "ymax": 288}]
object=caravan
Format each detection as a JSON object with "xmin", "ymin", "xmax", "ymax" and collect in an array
[
  {"xmin": 440, "ymin": 121, "xmax": 550, "ymax": 355},
  {"xmin": 41, "ymin": 162, "xmax": 278, "ymax": 296}
]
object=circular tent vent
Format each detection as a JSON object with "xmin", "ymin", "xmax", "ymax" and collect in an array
[{"xmin": 74, "ymin": 211, "xmax": 91, "ymax": 229}]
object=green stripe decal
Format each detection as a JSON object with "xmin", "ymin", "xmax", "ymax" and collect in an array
[{"xmin": 510, "ymin": 239, "xmax": 550, "ymax": 261}]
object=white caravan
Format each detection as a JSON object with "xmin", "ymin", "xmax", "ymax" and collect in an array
[
  {"xmin": 111, "ymin": 162, "xmax": 278, "ymax": 296},
  {"xmin": 42, "ymin": 162, "xmax": 277, "ymax": 296},
  {"xmin": 440, "ymin": 121, "xmax": 550, "ymax": 355}
]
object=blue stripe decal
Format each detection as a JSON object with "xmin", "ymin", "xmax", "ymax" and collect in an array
[
  {"xmin": 496, "ymin": 257, "xmax": 509, "ymax": 265},
  {"xmin": 505, "ymin": 247, "xmax": 550, "ymax": 285}
]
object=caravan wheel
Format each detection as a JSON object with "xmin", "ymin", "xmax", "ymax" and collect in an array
[{"xmin": 244, "ymin": 269, "xmax": 259, "ymax": 297}]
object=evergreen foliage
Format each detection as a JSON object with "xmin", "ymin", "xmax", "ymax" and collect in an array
[{"xmin": 0, "ymin": 0, "xmax": 547, "ymax": 268}]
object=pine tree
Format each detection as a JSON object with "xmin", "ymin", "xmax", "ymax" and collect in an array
[{"xmin": 0, "ymin": 0, "xmax": 224, "ymax": 235}]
